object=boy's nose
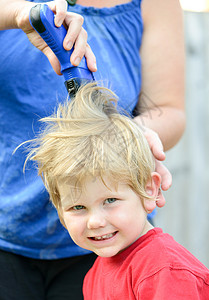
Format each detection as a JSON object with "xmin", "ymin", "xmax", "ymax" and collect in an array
[{"xmin": 87, "ymin": 211, "xmax": 106, "ymax": 229}]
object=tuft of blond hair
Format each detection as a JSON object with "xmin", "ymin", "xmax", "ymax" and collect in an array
[{"xmin": 25, "ymin": 83, "xmax": 155, "ymax": 217}]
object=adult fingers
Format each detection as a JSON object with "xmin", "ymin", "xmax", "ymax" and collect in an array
[
  {"xmin": 43, "ymin": 47, "xmax": 62, "ymax": 75},
  {"xmin": 84, "ymin": 44, "xmax": 97, "ymax": 72},
  {"xmin": 41, "ymin": 2, "xmax": 97, "ymax": 73},
  {"xmin": 156, "ymin": 188, "xmax": 166, "ymax": 208},
  {"xmin": 143, "ymin": 128, "xmax": 165, "ymax": 162},
  {"xmin": 63, "ymin": 12, "xmax": 84, "ymax": 51},
  {"xmin": 155, "ymin": 159, "xmax": 172, "ymax": 191},
  {"xmin": 47, "ymin": 0, "xmax": 68, "ymax": 27}
]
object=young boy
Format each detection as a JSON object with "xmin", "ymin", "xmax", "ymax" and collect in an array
[{"xmin": 26, "ymin": 83, "xmax": 209, "ymax": 299}]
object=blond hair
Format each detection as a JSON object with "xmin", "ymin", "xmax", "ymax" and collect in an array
[{"xmin": 26, "ymin": 83, "xmax": 155, "ymax": 218}]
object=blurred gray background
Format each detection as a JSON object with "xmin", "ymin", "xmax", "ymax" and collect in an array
[{"xmin": 155, "ymin": 9, "xmax": 209, "ymax": 268}]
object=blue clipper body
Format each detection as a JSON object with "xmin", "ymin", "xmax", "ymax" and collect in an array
[{"xmin": 29, "ymin": 4, "xmax": 94, "ymax": 96}]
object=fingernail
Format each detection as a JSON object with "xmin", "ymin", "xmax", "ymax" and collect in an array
[
  {"xmin": 55, "ymin": 17, "xmax": 62, "ymax": 27},
  {"xmin": 93, "ymin": 63, "xmax": 97, "ymax": 71},
  {"xmin": 67, "ymin": 41, "xmax": 73, "ymax": 50},
  {"xmin": 74, "ymin": 57, "xmax": 81, "ymax": 65}
]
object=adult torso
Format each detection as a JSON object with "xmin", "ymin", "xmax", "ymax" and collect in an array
[{"xmin": 0, "ymin": 0, "xmax": 143, "ymax": 259}]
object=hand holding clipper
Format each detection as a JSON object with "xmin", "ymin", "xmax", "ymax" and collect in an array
[{"xmin": 29, "ymin": 4, "xmax": 94, "ymax": 96}]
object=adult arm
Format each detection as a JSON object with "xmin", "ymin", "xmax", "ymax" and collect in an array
[
  {"xmin": 135, "ymin": 0, "xmax": 185, "ymax": 152},
  {"xmin": 0, "ymin": 0, "xmax": 97, "ymax": 73}
]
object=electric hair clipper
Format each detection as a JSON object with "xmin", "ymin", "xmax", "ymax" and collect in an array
[{"xmin": 29, "ymin": 4, "xmax": 94, "ymax": 96}]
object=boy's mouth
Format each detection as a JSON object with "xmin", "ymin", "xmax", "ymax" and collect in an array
[{"xmin": 89, "ymin": 231, "xmax": 118, "ymax": 241}]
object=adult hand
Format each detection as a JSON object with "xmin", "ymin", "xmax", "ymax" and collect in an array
[
  {"xmin": 15, "ymin": 0, "xmax": 97, "ymax": 75},
  {"xmin": 143, "ymin": 127, "xmax": 172, "ymax": 208}
]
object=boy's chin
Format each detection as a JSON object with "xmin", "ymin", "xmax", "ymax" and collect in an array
[{"xmin": 91, "ymin": 247, "xmax": 126, "ymax": 258}]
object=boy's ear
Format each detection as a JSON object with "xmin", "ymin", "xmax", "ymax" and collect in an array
[{"xmin": 144, "ymin": 172, "xmax": 161, "ymax": 213}]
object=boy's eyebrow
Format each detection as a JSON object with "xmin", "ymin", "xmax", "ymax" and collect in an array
[
  {"xmin": 60, "ymin": 188, "xmax": 83, "ymax": 208},
  {"xmin": 60, "ymin": 195, "xmax": 73, "ymax": 209}
]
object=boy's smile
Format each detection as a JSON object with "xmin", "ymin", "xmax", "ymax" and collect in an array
[
  {"xmin": 88, "ymin": 231, "xmax": 117, "ymax": 241},
  {"xmin": 59, "ymin": 176, "xmax": 154, "ymax": 257}
]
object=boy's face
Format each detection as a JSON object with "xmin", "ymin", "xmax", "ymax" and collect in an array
[{"xmin": 59, "ymin": 176, "xmax": 154, "ymax": 257}]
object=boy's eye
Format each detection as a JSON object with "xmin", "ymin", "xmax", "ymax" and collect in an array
[
  {"xmin": 71, "ymin": 205, "xmax": 85, "ymax": 211},
  {"xmin": 104, "ymin": 198, "xmax": 117, "ymax": 204}
]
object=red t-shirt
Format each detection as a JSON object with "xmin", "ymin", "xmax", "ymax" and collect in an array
[{"xmin": 83, "ymin": 228, "xmax": 209, "ymax": 299}]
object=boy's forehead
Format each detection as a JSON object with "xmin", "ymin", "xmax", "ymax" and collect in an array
[
  {"xmin": 58, "ymin": 175, "xmax": 120, "ymax": 204},
  {"xmin": 58, "ymin": 179, "xmax": 82, "ymax": 204},
  {"xmin": 58, "ymin": 176, "xmax": 100, "ymax": 207}
]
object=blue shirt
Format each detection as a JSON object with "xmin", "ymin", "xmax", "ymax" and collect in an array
[{"xmin": 0, "ymin": 0, "xmax": 147, "ymax": 259}]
